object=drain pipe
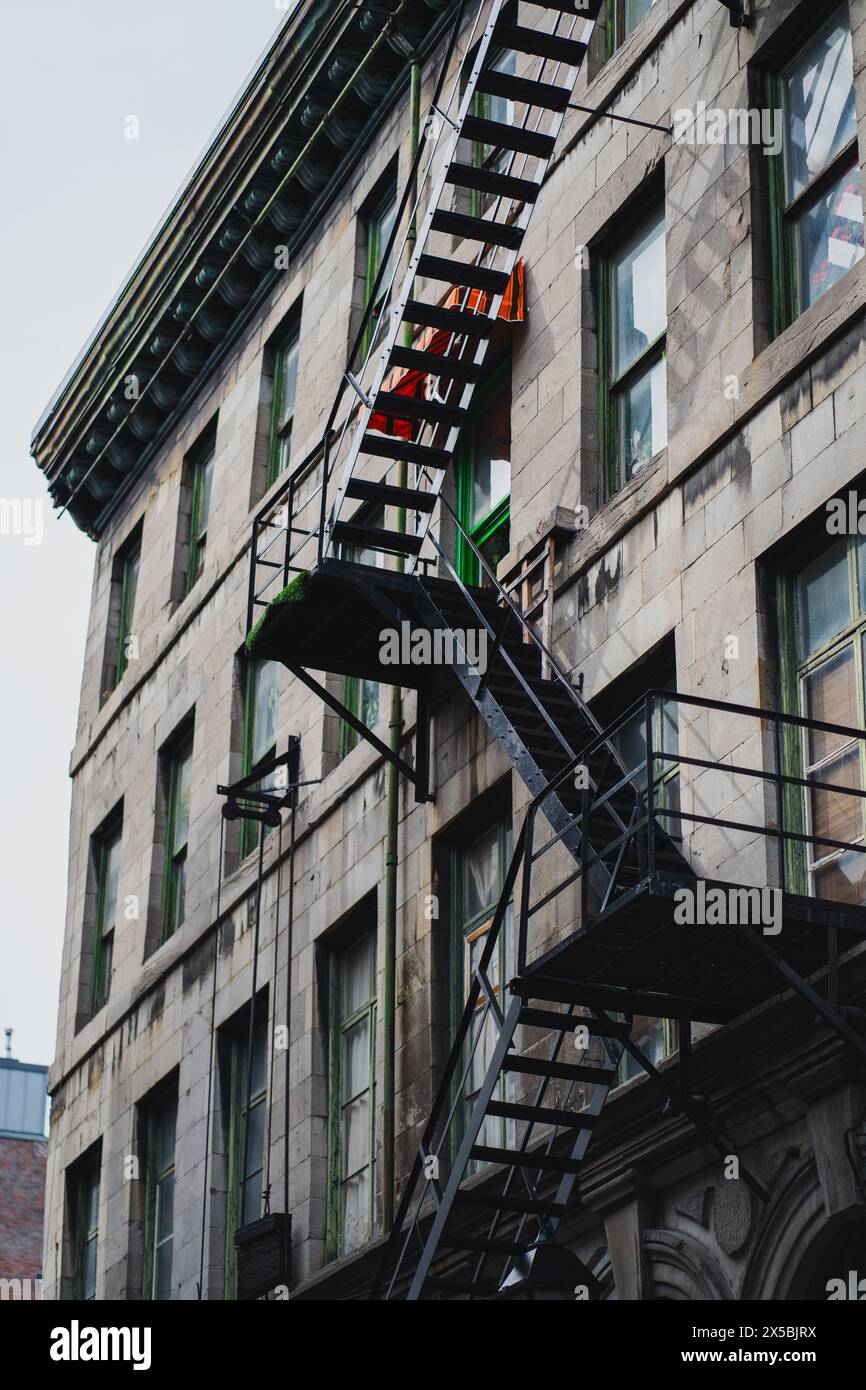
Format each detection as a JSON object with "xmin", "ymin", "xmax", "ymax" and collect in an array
[{"xmin": 382, "ymin": 56, "xmax": 421, "ymax": 1233}]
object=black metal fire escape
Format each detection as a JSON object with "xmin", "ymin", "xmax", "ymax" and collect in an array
[{"xmin": 244, "ymin": 0, "xmax": 866, "ymax": 1300}]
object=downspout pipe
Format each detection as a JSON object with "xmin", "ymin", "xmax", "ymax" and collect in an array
[{"xmin": 382, "ymin": 55, "xmax": 421, "ymax": 1234}]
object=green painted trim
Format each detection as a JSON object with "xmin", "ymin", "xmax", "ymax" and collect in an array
[
  {"xmin": 115, "ymin": 542, "xmax": 140, "ymax": 683},
  {"xmin": 361, "ymin": 184, "xmax": 396, "ymax": 360},
  {"xmin": 455, "ymin": 361, "xmax": 511, "ymax": 584},
  {"xmin": 267, "ymin": 325, "xmax": 299, "ymax": 489},
  {"xmin": 90, "ymin": 825, "xmax": 119, "ymax": 1016},
  {"xmin": 161, "ymin": 737, "xmax": 191, "ymax": 944},
  {"xmin": 325, "ymin": 928, "xmax": 377, "ymax": 1261},
  {"xmin": 245, "ymin": 570, "xmax": 308, "ymax": 654}
]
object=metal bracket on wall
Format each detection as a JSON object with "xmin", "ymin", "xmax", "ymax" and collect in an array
[{"xmin": 717, "ymin": 0, "xmax": 751, "ymax": 27}]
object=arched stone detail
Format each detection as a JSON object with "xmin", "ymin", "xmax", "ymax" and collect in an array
[
  {"xmin": 643, "ymin": 1229, "xmax": 734, "ymax": 1301},
  {"xmin": 742, "ymin": 1152, "xmax": 826, "ymax": 1300}
]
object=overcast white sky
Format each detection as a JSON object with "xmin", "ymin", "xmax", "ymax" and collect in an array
[{"xmin": 0, "ymin": 1, "xmax": 287, "ymax": 1065}]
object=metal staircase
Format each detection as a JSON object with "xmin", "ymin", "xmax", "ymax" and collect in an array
[{"xmin": 244, "ymin": 0, "xmax": 866, "ymax": 1303}]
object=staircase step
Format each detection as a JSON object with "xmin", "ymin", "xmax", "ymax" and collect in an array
[
  {"xmin": 388, "ymin": 343, "xmax": 482, "ymax": 382},
  {"xmin": 475, "ymin": 68, "xmax": 571, "ymax": 112},
  {"xmin": 373, "ymin": 390, "xmax": 465, "ymax": 427},
  {"xmin": 403, "ymin": 297, "xmax": 496, "ymax": 338},
  {"xmin": 518, "ymin": 1007, "xmax": 630, "ymax": 1040},
  {"xmin": 454, "ymin": 1191, "xmax": 568, "ymax": 1219},
  {"xmin": 445, "ymin": 163, "xmax": 541, "ymax": 203},
  {"xmin": 502, "ymin": 1055, "xmax": 614, "ymax": 1085},
  {"xmin": 417, "ymin": 254, "xmax": 510, "ymax": 296},
  {"xmin": 493, "ymin": 23, "xmax": 587, "ymax": 66},
  {"xmin": 333, "ymin": 522, "xmax": 424, "ymax": 556},
  {"xmin": 460, "ymin": 116, "xmax": 555, "ymax": 161},
  {"xmin": 344, "ymin": 478, "xmax": 436, "ymax": 512},
  {"xmin": 361, "ymin": 432, "xmax": 451, "ymax": 469},
  {"xmin": 470, "ymin": 1145, "xmax": 585, "ymax": 1176},
  {"xmin": 487, "ymin": 1098, "xmax": 595, "ymax": 1130},
  {"xmin": 440, "ymin": 1234, "xmax": 532, "ymax": 1257}
]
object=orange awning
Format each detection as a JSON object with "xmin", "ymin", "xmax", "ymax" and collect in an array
[{"xmin": 369, "ymin": 260, "xmax": 524, "ymax": 439}]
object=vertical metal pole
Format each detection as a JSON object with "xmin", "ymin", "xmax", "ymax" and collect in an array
[
  {"xmin": 645, "ymin": 694, "xmax": 656, "ymax": 876},
  {"xmin": 581, "ymin": 770, "xmax": 590, "ymax": 925},
  {"xmin": 772, "ymin": 715, "xmax": 786, "ymax": 891},
  {"xmin": 240, "ymin": 828, "xmax": 267, "ymax": 1232},
  {"xmin": 518, "ymin": 806, "xmax": 535, "ymax": 975}
]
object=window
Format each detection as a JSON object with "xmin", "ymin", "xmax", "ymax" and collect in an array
[
  {"xmin": 470, "ymin": 18, "xmax": 517, "ymax": 213},
  {"xmin": 607, "ymin": 0, "xmax": 658, "ymax": 52},
  {"xmin": 451, "ymin": 814, "xmax": 514, "ymax": 1163},
  {"xmin": 162, "ymin": 733, "xmax": 193, "ymax": 942},
  {"xmin": 185, "ymin": 428, "xmax": 215, "ymax": 592},
  {"xmin": 241, "ymin": 659, "xmax": 280, "ymax": 858},
  {"xmin": 338, "ymin": 512, "xmax": 382, "ymax": 756},
  {"xmin": 769, "ymin": 7, "xmax": 864, "ymax": 332},
  {"xmin": 362, "ymin": 182, "xmax": 398, "ymax": 358},
  {"xmin": 779, "ymin": 532, "xmax": 866, "ymax": 905},
  {"xmin": 90, "ymin": 815, "xmax": 121, "ymax": 1015},
  {"xmin": 69, "ymin": 1148, "xmax": 100, "ymax": 1300},
  {"xmin": 268, "ymin": 324, "xmax": 299, "ymax": 487},
  {"xmin": 596, "ymin": 646, "xmax": 679, "ymax": 1082},
  {"xmin": 142, "ymin": 1089, "xmax": 177, "ymax": 1300},
  {"xmin": 327, "ymin": 925, "xmax": 376, "ymax": 1259},
  {"xmin": 600, "ymin": 204, "xmax": 667, "ymax": 494},
  {"xmin": 225, "ymin": 1014, "xmax": 269, "ymax": 1298},
  {"xmin": 455, "ymin": 365, "xmax": 511, "ymax": 585},
  {"xmin": 103, "ymin": 527, "xmax": 141, "ymax": 696}
]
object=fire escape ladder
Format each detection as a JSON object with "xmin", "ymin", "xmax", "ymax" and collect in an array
[{"xmin": 318, "ymin": 0, "xmax": 605, "ymax": 570}]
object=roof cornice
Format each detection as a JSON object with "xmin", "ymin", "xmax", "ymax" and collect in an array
[{"xmin": 31, "ymin": 0, "xmax": 457, "ymax": 538}]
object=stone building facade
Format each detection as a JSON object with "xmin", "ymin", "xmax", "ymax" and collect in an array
[{"xmin": 32, "ymin": 0, "xmax": 866, "ymax": 1300}]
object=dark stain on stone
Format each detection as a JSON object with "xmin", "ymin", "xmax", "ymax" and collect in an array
[
  {"xmin": 221, "ymin": 913, "xmax": 235, "ymax": 953},
  {"xmin": 781, "ymin": 373, "xmax": 812, "ymax": 433},
  {"xmin": 684, "ymin": 450, "xmax": 730, "ymax": 517},
  {"xmin": 811, "ymin": 325, "xmax": 863, "ymax": 403},
  {"xmin": 594, "ymin": 548, "xmax": 622, "ymax": 604},
  {"xmin": 148, "ymin": 984, "xmax": 165, "ymax": 1027},
  {"xmin": 183, "ymin": 934, "xmax": 216, "ymax": 992},
  {"xmin": 726, "ymin": 434, "xmax": 752, "ymax": 485}
]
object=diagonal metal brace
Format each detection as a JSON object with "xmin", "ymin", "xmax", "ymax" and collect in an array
[{"xmin": 595, "ymin": 1009, "xmax": 770, "ymax": 1203}]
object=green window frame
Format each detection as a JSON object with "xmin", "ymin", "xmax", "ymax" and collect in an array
[
  {"xmin": 450, "ymin": 814, "xmax": 514, "ymax": 1163},
  {"xmin": 241, "ymin": 659, "xmax": 280, "ymax": 858},
  {"xmin": 767, "ymin": 6, "xmax": 864, "ymax": 337},
  {"xmin": 362, "ymin": 183, "xmax": 398, "ymax": 359},
  {"xmin": 455, "ymin": 364, "xmax": 511, "ymax": 586},
  {"xmin": 598, "ymin": 203, "xmax": 667, "ymax": 497},
  {"xmin": 607, "ymin": 678, "xmax": 680, "ymax": 1082},
  {"xmin": 115, "ymin": 535, "xmax": 141, "ymax": 685},
  {"xmin": 338, "ymin": 510, "xmax": 383, "ymax": 756},
  {"xmin": 162, "ymin": 733, "xmax": 193, "ymax": 943},
  {"xmin": 91, "ymin": 816, "xmax": 121, "ymax": 1015},
  {"xmin": 470, "ymin": 30, "xmax": 517, "ymax": 216},
  {"xmin": 778, "ymin": 532, "xmax": 866, "ymax": 906},
  {"xmin": 268, "ymin": 324, "xmax": 300, "ymax": 488},
  {"xmin": 186, "ymin": 434, "xmax": 215, "ymax": 593},
  {"xmin": 70, "ymin": 1150, "xmax": 100, "ymax": 1300},
  {"xmin": 225, "ymin": 1016, "xmax": 269, "ymax": 1298},
  {"xmin": 142, "ymin": 1090, "xmax": 177, "ymax": 1300},
  {"xmin": 326, "ymin": 926, "xmax": 376, "ymax": 1260},
  {"xmin": 606, "ymin": 0, "xmax": 658, "ymax": 54}
]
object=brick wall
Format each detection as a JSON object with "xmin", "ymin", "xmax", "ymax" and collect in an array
[{"xmin": 0, "ymin": 1138, "xmax": 46, "ymax": 1286}]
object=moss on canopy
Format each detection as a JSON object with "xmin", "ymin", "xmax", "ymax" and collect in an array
[{"xmin": 245, "ymin": 571, "xmax": 308, "ymax": 654}]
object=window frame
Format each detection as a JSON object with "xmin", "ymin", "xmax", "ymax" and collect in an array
[
  {"xmin": 162, "ymin": 732, "xmax": 193, "ymax": 944},
  {"xmin": 767, "ymin": 6, "xmax": 863, "ymax": 335},
  {"xmin": 326, "ymin": 924, "xmax": 377, "ymax": 1261},
  {"xmin": 186, "ymin": 433, "xmax": 215, "ymax": 594},
  {"xmin": 455, "ymin": 360, "xmax": 512, "ymax": 586},
  {"xmin": 114, "ymin": 533, "xmax": 141, "ymax": 685},
  {"xmin": 91, "ymin": 814, "xmax": 122, "ymax": 1016},
  {"xmin": 338, "ymin": 507, "xmax": 384, "ymax": 757},
  {"xmin": 142, "ymin": 1088, "xmax": 177, "ymax": 1301},
  {"xmin": 267, "ymin": 323, "xmax": 300, "ymax": 489},
  {"xmin": 225, "ymin": 1014, "xmax": 269, "ymax": 1298},
  {"xmin": 240, "ymin": 658, "xmax": 280, "ymax": 859},
  {"xmin": 598, "ymin": 201, "xmax": 668, "ymax": 498},
  {"xmin": 362, "ymin": 182, "xmax": 398, "ymax": 360},
  {"xmin": 70, "ymin": 1150, "xmax": 101, "ymax": 1301},
  {"xmin": 606, "ymin": 0, "xmax": 658, "ymax": 54},
  {"xmin": 777, "ymin": 532, "xmax": 866, "ymax": 900}
]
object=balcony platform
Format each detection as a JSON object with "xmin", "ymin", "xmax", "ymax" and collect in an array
[
  {"xmin": 248, "ymin": 559, "xmax": 433, "ymax": 685},
  {"xmin": 517, "ymin": 872, "xmax": 866, "ymax": 1024}
]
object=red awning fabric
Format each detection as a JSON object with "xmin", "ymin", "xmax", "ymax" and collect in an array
[{"xmin": 368, "ymin": 260, "xmax": 524, "ymax": 439}]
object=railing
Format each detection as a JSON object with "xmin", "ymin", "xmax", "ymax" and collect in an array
[{"xmin": 514, "ymin": 689, "xmax": 866, "ymax": 975}]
